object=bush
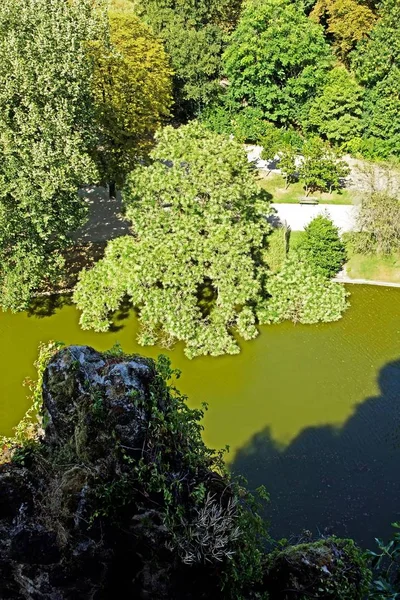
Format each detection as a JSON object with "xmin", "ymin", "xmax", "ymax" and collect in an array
[
  {"xmin": 264, "ymin": 227, "xmax": 289, "ymax": 272},
  {"xmin": 258, "ymin": 252, "xmax": 349, "ymax": 325},
  {"xmin": 299, "ymin": 214, "xmax": 347, "ymax": 277},
  {"xmin": 265, "ymin": 537, "xmax": 371, "ymax": 599}
]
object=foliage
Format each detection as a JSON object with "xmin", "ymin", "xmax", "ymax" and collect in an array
[
  {"xmin": 265, "ymin": 537, "xmax": 371, "ymax": 599},
  {"xmin": 356, "ymin": 192, "xmax": 400, "ymax": 254},
  {"xmin": 305, "ymin": 67, "xmax": 365, "ymax": 146},
  {"xmin": 311, "ymin": 0, "xmax": 377, "ymax": 62},
  {"xmin": 352, "ymin": 0, "xmax": 400, "ymax": 158},
  {"xmin": 0, "ymin": 341, "xmax": 64, "ymax": 463},
  {"xmin": 201, "ymin": 103, "xmax": 269, "ymax": 143},
  {"xmin": 0, "ymin": 0, "xmax": 105, "ymax": 310},
  {"xmin": 132, "ymin": 0, "xmax": 242, "ymax": 119},
  {"xmin": 279, "ymin": 148, "xmax": 298, "ymax": 188},
  {"xmin": 74, "ymin": 122, "xmax": 273, "ymax": 358},
  {"xmin": 223, "ymin": 0, "xmax": 333, "ymax": 126},
  {"xmin": 91, "ymin": 0, "xmax": 173, "ymax": 187},
  {"xmin": 299, "ymin": 214, "xmax": 347, "ymax": 277},
  {"xmin": 368, "ymin": 523, "xmax": 400, "ymax": 599},
  {"xmin": 264, "ymin": 227, "xmax": 289, "ymax": 273},
  {"xmin": 258, "ymin": 252, "xmax": 349, "ymax": 324},
  {"xmin": 299, "ymin": 138, "xmax": 350, "ymax": 194}
]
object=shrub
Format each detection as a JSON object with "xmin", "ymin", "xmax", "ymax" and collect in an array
[
  {"xmin": 258, "ymin": 252, "xmax": 349, "ymax": 325},
  {"xmin": 264, "ymin": 227, "xmax": 289, "ymax": 273},
  {"xmin": 299, "ymin": 214, "xmax": 347, "ymax": 277},
  {"xmin": 265, "ymin": 537, "xmax": 371, "ymax": 599}
]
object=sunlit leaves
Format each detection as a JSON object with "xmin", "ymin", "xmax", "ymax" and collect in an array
[{"xmin": 74, "ymin": 122, "xmax": 273, "ymax": 358}]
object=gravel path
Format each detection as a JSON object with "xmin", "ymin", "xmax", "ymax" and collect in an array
[{"xmin": 72, "ymin": 186, "xmax": 132, "ymax": 244}]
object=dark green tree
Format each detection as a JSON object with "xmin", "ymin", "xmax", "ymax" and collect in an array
[
  {"xmin": 132, "ymin": 0, "xmax": 242, "ymax": 120},
  {"xmin": 223, "ymin": 0, "xmax": 333, "ymax": 126},
  {"xmin": 352, "ymin": 0, "xmax": 400, "ymax": 157},
  {"xmin": 299, "ymin": 214, "xmax": 347, "ymax": 277},
  {"xmin": 305, "ymin": 67, "xmax": 364, "ymax": 146}
]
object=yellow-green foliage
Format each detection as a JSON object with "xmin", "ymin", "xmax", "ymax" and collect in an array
[
  {"xmin": 311, "ymin": 0, "xmax": 376, "ymax": 62},
  {"xmin": 264, "ymin": 227, "xmax": 288, "ymax": 273},
  {"xmin": 91, "ymin": 0, "xmax": 173, "ymax": 184}
]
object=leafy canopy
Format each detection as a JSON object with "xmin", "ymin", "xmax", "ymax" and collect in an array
[
  {"xmin": 131, "ymin": 0, "xmax": 241, "ymax": 119},
  {"xmin": 299, "ymin": 214, "xmax": 347, "ymax": 278},
  {"xmin": 352, "ymin": 0, "xmax": 400, "ymax": 157},
  {"xmin": 311, "ymin": 0, "xmax": 376, "ymax": 62},
  {"xmin": 223, "ymin": 0, "xmax": 333, "ymax": 126},
  {"xmin": 356, "ymin": 192, "xmax": 400, "ymax": 255},
  {"xmin": 299, "ymin": 138, "xmax": 350, "ymax": 194},
  {"xmin": 305, "ymin": 67, "xmax": 364, "ymax": 146},
  {"xmin": 258, "ymin": 253, "xmax": 349, "ymax": 325},
  {"xmin": 91, "ymin": 0, "xmax": 173, "ymax": 186},
  {"xmin": 0, "ymin": 0, "xmax": 105, "ymax": 310},
  {"xmin": 74, "ymin": 123, "xmax": 273, "ymax": 359}
]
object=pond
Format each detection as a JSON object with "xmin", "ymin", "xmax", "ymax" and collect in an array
[{"xmin": 1, "ymin": 285, "xmax": 399, "ymax": 548}]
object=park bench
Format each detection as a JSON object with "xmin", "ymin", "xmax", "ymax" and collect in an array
[{"xmin": 299, "ymin": 197, "xmax": 319, "ymax": 205}]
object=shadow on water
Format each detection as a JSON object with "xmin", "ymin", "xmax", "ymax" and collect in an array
[
  {"xmin": 109, "ymin": 295, "xmax": 133, "ymax": 333},
  {"xmin": 231, "ymin": 358, "xmax": 400, "ymax": 548},
  {"xmin": 27, "ymin": 294, "xmax": 73, "ymax": 318}
]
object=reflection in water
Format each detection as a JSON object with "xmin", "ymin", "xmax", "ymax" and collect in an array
[{"xmin": 232, "ymin": 359, "xmax": 400, "ymax": 548}]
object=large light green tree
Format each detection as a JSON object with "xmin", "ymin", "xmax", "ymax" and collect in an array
[
  {"xmin": 223, "ymin": 0, "xmax": 333, "ymax": 126},
  {"xmin": 0, "ymin": 0, "xmax": 106, "ymax": 310},
  {"xmin": 74, "ymin": 123, "xmax": 273, "ymax": 358}
]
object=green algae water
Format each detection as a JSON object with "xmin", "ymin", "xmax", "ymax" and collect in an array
[{"xmin": 1, "ymin": 285, "xmax": 400, "ymax": 546}]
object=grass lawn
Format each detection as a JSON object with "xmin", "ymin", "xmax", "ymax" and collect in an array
[
  {"xmin": 287, "ymin": 230, "xmax": 400, "ymax": 284},
  {"xmin": 346, "ymin": 251, "xmax": 400, "ymax": 284},
  {"xmin": 257, "ymin": 172, "xmax": 355, "ymax": 205}
]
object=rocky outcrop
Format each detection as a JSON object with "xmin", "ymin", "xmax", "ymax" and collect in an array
[
  {"xmin": 0, "ymin": 345, "xmax": 372, "ymax": 600},
  {"xmin": 0, "ymin": 346, "xmax": 233, "ymax": 599}
]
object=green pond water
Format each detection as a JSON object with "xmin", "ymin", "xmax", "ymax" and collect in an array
[{"xmin": 1, "ymin": 285, "xmax": 400, "ymax": 547}]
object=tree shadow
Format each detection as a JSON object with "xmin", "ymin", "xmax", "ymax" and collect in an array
[
  {"xmin": 231, "ymin": 359, "xmax": 400, "ymax": 548},
  {"xmin": 109, "ymin": 295, "xmax": 133, "ymax": 333},
  {"xmin": 27, "ymin": 294, "xmax": 73, "ymax": 318}
]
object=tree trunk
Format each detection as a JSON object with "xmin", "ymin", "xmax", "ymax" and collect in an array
[{"xmin": 109, "ymin": 181, "xmax": 116, "ymax": 199}]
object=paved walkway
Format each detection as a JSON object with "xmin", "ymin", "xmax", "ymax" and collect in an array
[
  {"xmin": 270, "ymin": 203, "xmax": 358, "ymax": 232},
  {"xmin": 333, "ymin": 276, "xmax": 400, "ymax": 288},
  {"xmin": 72, "ymin": 186, "xmax": 132, "ymax": 244}
]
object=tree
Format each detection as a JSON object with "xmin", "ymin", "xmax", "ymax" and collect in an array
[
  {"xmin": 74, "ymin": 123, "xmax": 273, "ymax": 359},
  {"xmin": 257, "ymin": 253, "xmax": 349, "ymax": 324},
  {"xmin": 91, "ymin": 1, "xmax": 173, "ymax": 193},
  {"xmin": 132, "ymin": 0, "xmax": 242, "ymax": 119},
  {"xmin": 356, "ymin": 192, "xmax": 400, "ymax": 254},
  {"xmin": 352, "ymin": 0, "xmax": 400, "ymax": 157},
  {"xmin": 279, "ymin": 147, "xmax": 298, "ymax": 188},
  {"xmin": 223, "ymin": 0, "xmax": 333, "ymax": 126},
  {"xmin": 311, "ymin": 0, "xmax": 376, "ymax": 62},
  {"xmin": 299, "ymin": 214, "xmax": 347, "ymax": 277},
  {"xmin": 0, "ymin": 0, "xmax": 105, "ymax": 310},
  {"xmin": 299, "ymin": 138, "xmax": 350, "ymax": 194},
  {"xmin": 305, "ymin": 67, "xmax": 364, "ymax": 146}
]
